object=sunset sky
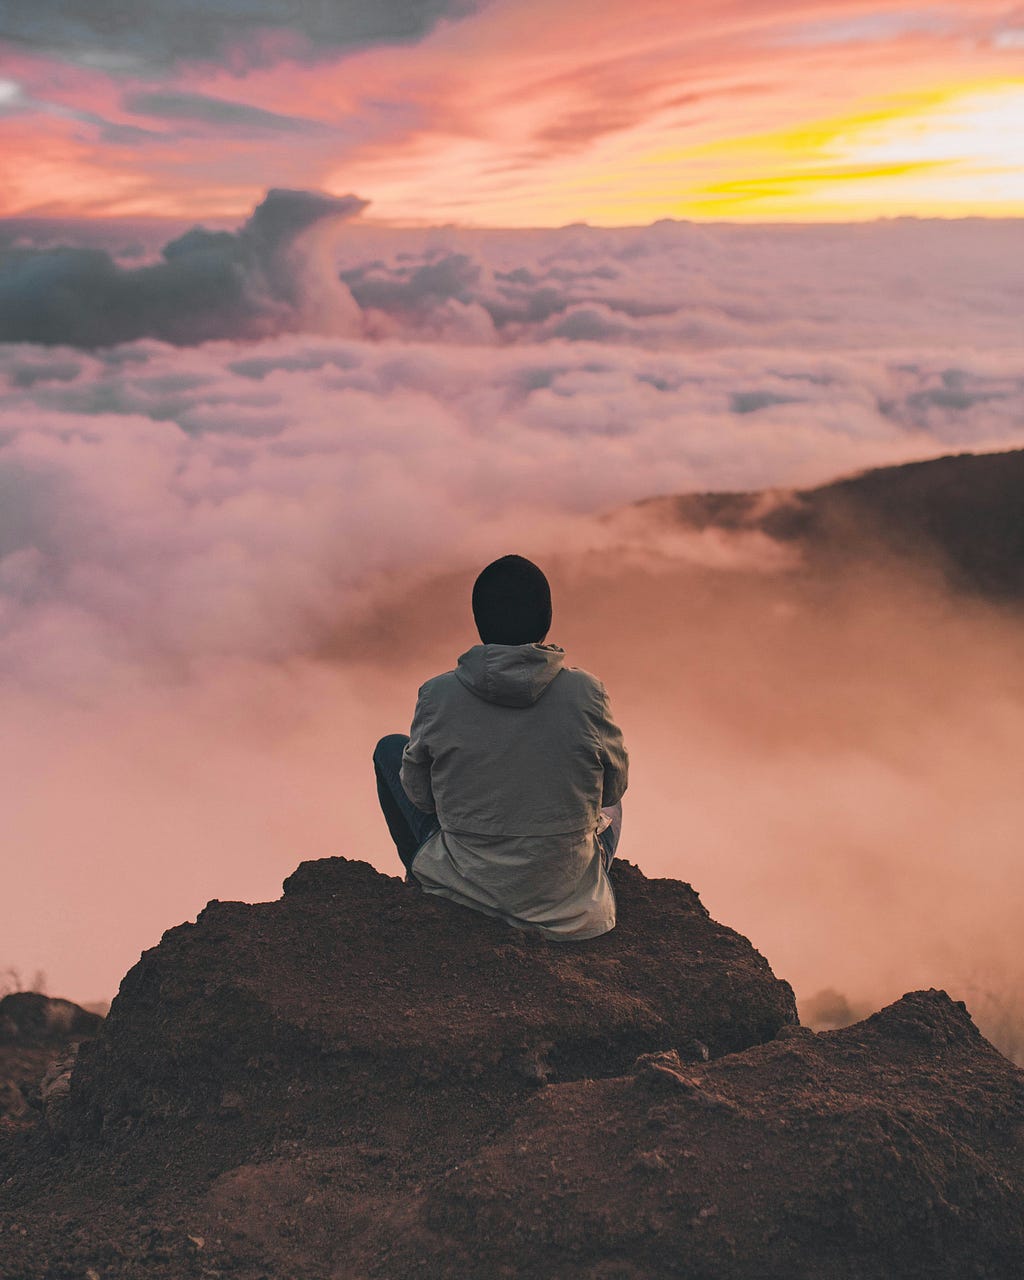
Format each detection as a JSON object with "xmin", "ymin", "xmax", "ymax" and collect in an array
[{"xmin": 1, "ymin": 1, "xmax": 1022, "ymax": 224}]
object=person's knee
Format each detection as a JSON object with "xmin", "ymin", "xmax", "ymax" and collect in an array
[{"xmin": 373, "ymin": 733, "xmax": 408, "ymax": 769}]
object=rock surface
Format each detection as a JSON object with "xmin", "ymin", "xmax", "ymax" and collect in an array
[
  {"xmin": 66, "ymin": 857, "xmax": 796, "ymax": 1141},
  {"xmin": 406, "ymin": 989, "xmax": 1024, "ymax": 1279},
  {"xmin": 1, "ymin": 859, "xmax": 1021, "ymax": 1279}
]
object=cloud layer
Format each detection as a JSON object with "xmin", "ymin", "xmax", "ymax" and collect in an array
[
  {"xmin": 1, "ymin": 211, "xmax": 1022, "ymax": 1030},
  {"xmin": 3, "ymin": 200, "xmax": 1023, "ymax": 357}
]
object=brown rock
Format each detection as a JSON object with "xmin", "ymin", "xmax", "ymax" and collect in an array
[{"xmin": 66, "ymin": 858, "xmax": 797, "ymax": 1141}]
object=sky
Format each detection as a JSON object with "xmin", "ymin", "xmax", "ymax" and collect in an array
[
  {"xmin": 0, "ymin": 1, "xmax": 1022, "ymax": 224},
  {"xmin": 0, "ymin": 5, "xmax": 1022, "ymax": 1052}
]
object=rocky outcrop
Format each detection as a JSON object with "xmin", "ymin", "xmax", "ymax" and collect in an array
[{"xmin": 66, "ymin": 857, "xmax": 796, "ymax": 1143}]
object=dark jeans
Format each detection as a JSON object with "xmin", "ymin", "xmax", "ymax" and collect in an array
[
  {"xmin": 373, "ymin": 734, "xmax": 441, "ymax": 874},
  {"xmin": 373, "ymin": 733, "xmax": 622, "ymax": 875}
]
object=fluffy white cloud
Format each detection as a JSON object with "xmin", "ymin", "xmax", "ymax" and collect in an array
[{"xmin": 1, "ymin": 327, "xmax": 1019, "ymax": 688}]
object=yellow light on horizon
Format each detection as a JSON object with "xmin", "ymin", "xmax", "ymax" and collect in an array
[{"xmin": 680, "ymin": 80, "xmax": 1024, "ymax": 220}]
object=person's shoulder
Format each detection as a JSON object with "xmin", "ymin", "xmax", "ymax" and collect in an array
[
  {"xmin": 559, "ymin": 664, "xmax": 608, "ymax": 700},
  {"xmin": 416, "ymin": 669, "xmax": 459, "ymax": 698}
]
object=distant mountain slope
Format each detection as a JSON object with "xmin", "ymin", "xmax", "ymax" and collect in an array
[{"xmin": 642, "ymin": 449, "xmax": 1024, "ymax": 600}]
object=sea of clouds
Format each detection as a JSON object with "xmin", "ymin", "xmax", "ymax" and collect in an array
[{"xmin": 1, "ymin": 193, "xmax": 1022, "ymax": 1044}]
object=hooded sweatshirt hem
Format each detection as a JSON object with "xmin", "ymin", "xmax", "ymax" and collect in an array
[{"xmin": 414, "ymin": 879, "xmax": 616, "ymax": 941}]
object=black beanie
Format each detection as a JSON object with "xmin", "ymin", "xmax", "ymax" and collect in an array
[{"xmin": 472, "ymin": 555, "xmax": 552, "ymax": 645}]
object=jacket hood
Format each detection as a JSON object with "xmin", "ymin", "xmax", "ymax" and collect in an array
[{"xmin": 455, "ymin": 643, "xmax": 565, "ymax": 708}]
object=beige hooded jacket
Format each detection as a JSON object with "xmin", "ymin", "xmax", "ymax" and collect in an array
[{"xmin": 400, "ymin": 642, "xmax": 628, "ymax": 939}]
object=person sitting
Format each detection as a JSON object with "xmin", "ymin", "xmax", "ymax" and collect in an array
[{"xmin": 372, "ymin": 554, "xmax": 628, "ymax": 939}]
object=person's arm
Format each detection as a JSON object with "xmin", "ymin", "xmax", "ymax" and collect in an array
[
  {"xmin": 400, "ymin": 686, "xmax": 437, "ymax": 814},
  {"xmin": 595, "ymin": 682, "xmax": 629, "ymax": 807}
]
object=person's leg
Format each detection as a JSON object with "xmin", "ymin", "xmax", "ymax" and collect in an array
[
  {"xmin": 373, "ymin": 734, "xmax": 440, "ymax": 874},
  {"xmin": 597, "ymin": 801, "xmax": 622, "ymax": 871}
]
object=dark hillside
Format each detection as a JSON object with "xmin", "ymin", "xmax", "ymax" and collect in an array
[{"xmin": 645, "ymin": 448, "xmax": 1024, "ymax": 601}]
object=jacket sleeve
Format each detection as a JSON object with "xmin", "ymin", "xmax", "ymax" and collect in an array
[
  {"xmin": 595, "ymin": 682, "xmax": 629, "ymax": 808},
  {"xmin": 400, "ymin": 686, "xmax": 437, "ymax": 814}
]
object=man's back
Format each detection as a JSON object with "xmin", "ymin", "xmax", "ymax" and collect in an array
[
  {"xmin": 400, "ymin": 642, "xmax": 628, "ymax": 939},
  {"xmin": 404, "ymin": 644, "xmax": 623, "ymax": 833}
]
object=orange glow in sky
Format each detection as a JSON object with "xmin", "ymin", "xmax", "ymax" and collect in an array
[{"xmin": 0, "ymin": 2, "xmax": 1022, "ymax": 224}]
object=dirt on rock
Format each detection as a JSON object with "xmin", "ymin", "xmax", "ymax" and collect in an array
[
  {"xmin": 65, "ymin": 856, "xmax": 796, "ymax": 1145},
  {"xmin": 1, "ymin": 859, "xmax": 1021, "ymax": 1279}
]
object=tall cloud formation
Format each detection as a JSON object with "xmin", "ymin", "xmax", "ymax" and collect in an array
[
  {"xmin": 0, "ymin": 189, "xmax": 367, "ymax": 346},
  {"xmin": 1, "ymin": 205, "xmax": 1023, "ymax": 1044}
]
